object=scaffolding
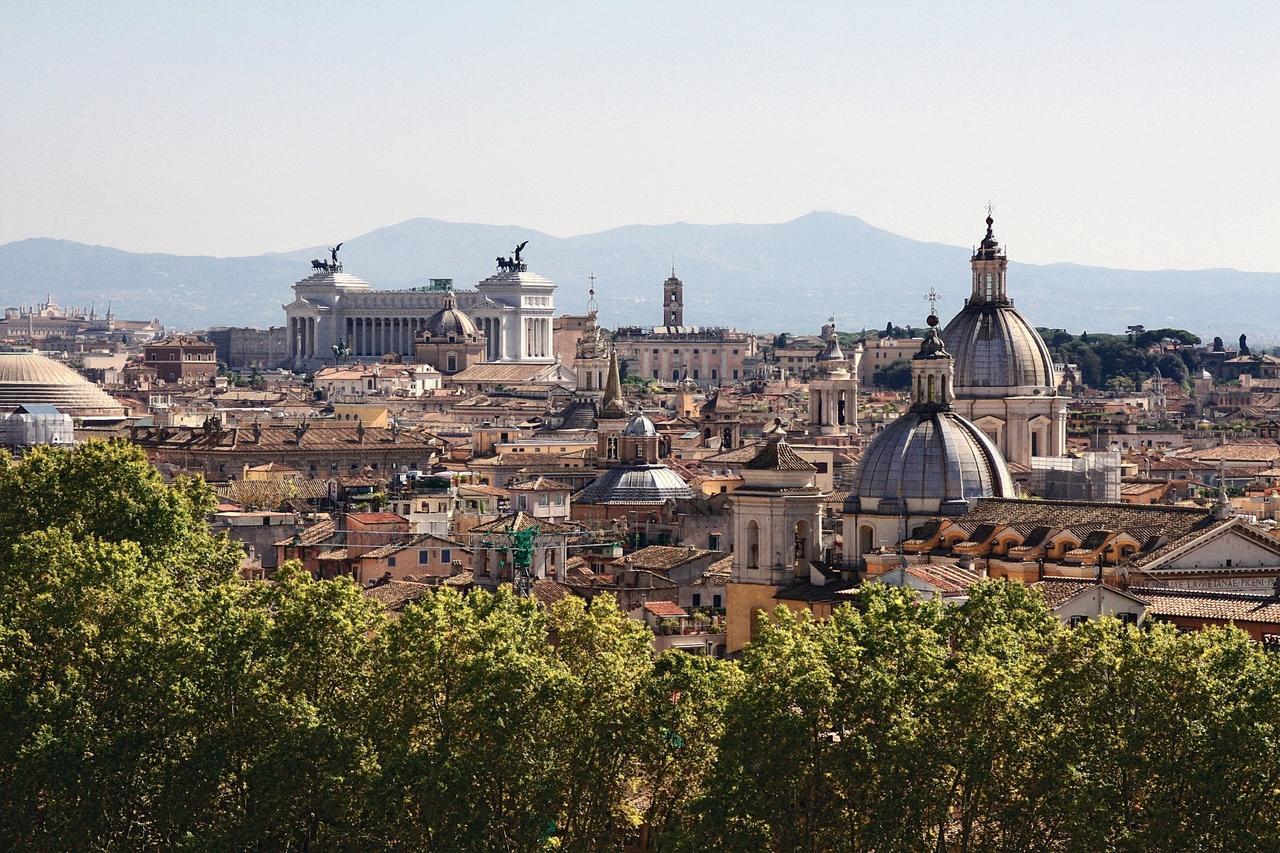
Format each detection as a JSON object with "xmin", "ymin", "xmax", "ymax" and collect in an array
[{"xmin": 1029, "ymin": 451, "xmax": 1121, "ymax": 502}]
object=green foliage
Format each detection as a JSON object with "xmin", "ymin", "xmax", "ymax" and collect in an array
[
  {"xmin": 0, "ymin": 439, "xmax": 241, "ymax": 584},
  {"xmin": 1040, "ymin": 327, "xmax": 1203, "ymax": 390},
  {"xmin": 5, "ymin": 447, "xmax": 1280, "ymax": 850},
  {"xmin": 872, "ymin": 357, "xmax": 913, "ymax": 390}
]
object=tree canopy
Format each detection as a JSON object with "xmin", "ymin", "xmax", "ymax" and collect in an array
[{"xmin": 4, "ymin": 441, "xmax": 1280, "ymax": 850}]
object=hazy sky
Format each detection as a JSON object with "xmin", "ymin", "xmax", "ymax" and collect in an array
[{"xmin": 3, "ymin": 1, "xmax": 1279, "ymax": 271}]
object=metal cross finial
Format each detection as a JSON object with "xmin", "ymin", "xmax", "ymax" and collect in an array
[
  {"xmin": 985, "ymin": 200, "xmax": 995, "ymax": 217},
  {"xmin": 925, "ymin": 288, "xmax": 941, "ymax": 316},
  {"xmin": 587, "ymin": 273, "xmax": 598, "ymax": 313}
]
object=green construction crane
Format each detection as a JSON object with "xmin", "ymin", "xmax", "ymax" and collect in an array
[{"xmin": 508, "ymin": 523, "xmax": 539, "ymax": 597}]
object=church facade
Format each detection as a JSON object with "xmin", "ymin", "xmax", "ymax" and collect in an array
[{"xmin": 283, "ymin": 250, "xmax": 556, "ymax": 371}]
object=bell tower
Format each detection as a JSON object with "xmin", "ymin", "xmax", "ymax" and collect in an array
[
  {"xmin": 662, "ymin": 269, "xmax": 684, "ymax": 327},
  {"xmin": 808, "ymin": 318, "xmax": 860, "ymax": 437},
  {"xmin": 911, "ymin": 307, "xmax": 955, "ymax": 411}
]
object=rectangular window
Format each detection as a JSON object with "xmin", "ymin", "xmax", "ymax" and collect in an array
[
  {"xmin": 815, "ymin": 462, "xmax": 829, "ymax": 473},
  {"xmin": 388, "ymin": 556, "xmax": 396, "ymax": 567},
  {"xmin": 708, "ymin": 533, "xmax": 721, "ymax": 550},
  {"xmin": 732, "ymin": 370, "xmax": 739, "ymax": 379},
  {"xmin": 441, "ymin": 549, "xmax": 451, "ymax": 564},
  {"xmin": 711, "ymin": 368, "xmax": 718, "ymax": 379},
  {"xmin": 692, "ymin": 593, "xmax": 701, "ymax": 607},
  {"xmin": 419, "ymin": 550, "xmax": 429, "ymax": 565},
  {"xmin": 713, "ymin": 594, "xmax": 722, "ymax": 608},
  {"xmin": 692, "ymin": 369, "xmax": 699, "ymax": 379}
]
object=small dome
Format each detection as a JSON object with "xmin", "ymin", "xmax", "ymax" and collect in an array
[
  {"xmin": 0, "ymin": 350, "xmax": 123, "ymax": 417},
  {"xmin": 942, "ymin": 304, "xmax": 1057, "ymax": 395},
  {"xmin": 623, "ymin": 412, "xmax": 657, "ymax": 436},
  {"xmin": 575, "ymin": 464, "xmax": 693, "ymax": 505},
  {"xmin": 853, "ymin": 410, "xmax": 1013, "ymax": 508},
  {"xmin": 423, "ymin": 294, "xmax": 479, "ymax": 340}
]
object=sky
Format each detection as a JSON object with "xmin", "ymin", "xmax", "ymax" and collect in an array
[{"xmin": 3, "ymin": 1, "xmax": 1279, "ymax": 271}]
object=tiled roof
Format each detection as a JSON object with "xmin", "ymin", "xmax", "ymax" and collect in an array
[
  {"xmin": 1133, "ymin": 587, "xmax": 1280, "ymax": 624},
  {"xmin": 532, "ymin": 579, "xmax": 574, "ymax": 607},
  {"xmin": 1186, "ymin": 441, "xmax": 1280, "ymax": 463},
  {"xmin": 642, "ymin": 600, "xmax": 689, "ymax": 618},
  {"xmin": 450, "ymin": 362, "xmax": 563, "ymax": 383},
  {"xmin": 469, "ymin": 512, "xmax": 580, "ymax": 535},
  {"xmin": 1033, "ymin": 578, "xmax": 1105, "ymax": 609},
  {"xmin": 701, "ymin": 443, "xmax": 764, "ymax": 465},
  {"xmin": 613, "ymin": 545, "xmax": 723, "ymax": 571},
  {"xmin": 130, "ymin": 422, "xmax": 440, "ymax": 453},
  {"xmin": 457, "ymin": 483, "xmax": 511, "ymax": 497},
  {"xmin": 362, "ymin": 533, "xmax": 465, "ymax": 560},
  {"xmin": 363, "ymin": 580, "xmax": 434, "ymax": 611},
  {"xmin": 904, "ymin": 562, "xmax": 983, "ymax": 595},
  {"xmin": 276, "ymin": 518, "xmax": 335, "ymax": 547},
  {"xmin": 316, "ymin": 548, "xmax": 349, "ymax": 561},
  {"xmin": 347, "ymin": 512, "xmax": 406, "ymax": 524},
  {"xmin": 508, "ymin": 476, "xmax": 574, "ymax": 491},
  {"xmin": 703, "ymin": 555, "xmax": 733, "ymax": 582},
  {"xmin": 745, "ymin": 439, "xmax": 816, "ymax": 472},
  {"xmin": 959, "ymin": 498, "xmax": 1222, "ymax": 568}
]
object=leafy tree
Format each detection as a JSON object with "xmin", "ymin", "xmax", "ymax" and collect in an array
[
  {"xmin": 0, "ymin": 439, "xmax": 240, "ymax": 584},
  {"xmin": 872, "ymin": 358, "xmax": 913, "ymax": 390}
]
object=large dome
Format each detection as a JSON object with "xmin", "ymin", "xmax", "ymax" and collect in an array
[
  {"xmin": 852, "ymin": 409, "xmax": 1013, "ymax": 510},
  {"xmin": 0, "ymin": 350, "xmax": 124, "ymax": 417},
  {"xmin": 941, "ymin": 303, "xmax": 1057, "ymax": 396}
]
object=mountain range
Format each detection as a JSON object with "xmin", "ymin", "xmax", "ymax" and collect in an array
[{"xmin": 1, "ymin": 212, "xmax": 1275, "ymax": 341}]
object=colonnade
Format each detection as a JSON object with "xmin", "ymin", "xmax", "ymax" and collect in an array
[
  {"xmin": 523, "ymin": 317, "xmax": 552, "ymax": 360},
  {"xmin": 343, "ymin": 316, "xmax": 432, "ymax": 358}
]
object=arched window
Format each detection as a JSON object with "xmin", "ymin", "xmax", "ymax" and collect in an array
[
  {"xmin": 794, "ymin": 520, "xmax": 810, "ymax": 576},
  {"xmin": 606, "ymin": 435, "xmax": 619, "ymax": 460},
  {"xmin": 746, "ymin": 520, "xmax": 760, "ymax": 569},
  {"xmin": 927, "ymin": 374, "xmax": 936, "ymax": 402},
  {"xmin": 859, "ymin": 525, "xmax": 874, "ymax": 555}
]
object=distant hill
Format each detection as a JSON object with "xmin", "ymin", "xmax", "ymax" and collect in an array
[{"xmin": 1, "ymin": 212, "xmax": 1276, "ymax": 341}]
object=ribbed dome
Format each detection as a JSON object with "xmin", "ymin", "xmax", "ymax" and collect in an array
[
  {"xmin": 0, "ymin": 351, "xmax": 123, "ymax": 416},
  {"xmin": 941, "ymin": 304, "xmax": 1057, "ymax": 395},
  {"xmin": 423, "ymin": 295, "xmax": 479, "ymax": 340},
  {"xmin": 853, "ymin": 410, "xmax": 1013, "ymax": 507},
  {"xmin": 575, "ymin": 464, "xmax": 693, "ymax": 505},
  {"xmin": 623, "ymin": 413, "xmax": 657, "ymax": 436}
]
